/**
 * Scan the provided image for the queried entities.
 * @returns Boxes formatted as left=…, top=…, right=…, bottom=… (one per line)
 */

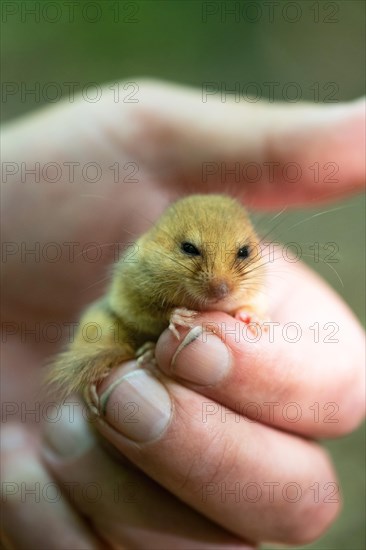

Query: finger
left=0, top=424, right=101, bottom=550
left=90, top=362, right=340, bottom=546
left=155, top=260, right=365, bottom=438
left=42, top=395, right=253, bottom=550
left=116, top=81, right=365, bottom=206
left=4, top=81, right=364, bottom=208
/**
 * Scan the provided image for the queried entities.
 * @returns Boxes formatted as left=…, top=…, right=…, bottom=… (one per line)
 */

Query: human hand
left=2, top=80, right=365, bottom=548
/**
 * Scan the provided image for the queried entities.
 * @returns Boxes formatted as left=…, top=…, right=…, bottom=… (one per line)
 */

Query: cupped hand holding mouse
left=1, top=81, right=365, bottom=549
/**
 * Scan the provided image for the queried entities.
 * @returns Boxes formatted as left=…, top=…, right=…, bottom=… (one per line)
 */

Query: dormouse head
left=140, top=194, right=264, bottom=312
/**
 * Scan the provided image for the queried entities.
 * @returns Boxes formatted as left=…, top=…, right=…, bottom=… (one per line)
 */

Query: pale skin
left=1, top=81, right=365, bottom=549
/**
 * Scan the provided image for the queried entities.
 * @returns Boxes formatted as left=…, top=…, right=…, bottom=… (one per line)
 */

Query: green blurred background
left=1, top=1, right=365, bottom=548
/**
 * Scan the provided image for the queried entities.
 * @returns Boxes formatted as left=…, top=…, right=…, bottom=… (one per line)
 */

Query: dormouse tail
left=45, top=344, right=135, bottom=403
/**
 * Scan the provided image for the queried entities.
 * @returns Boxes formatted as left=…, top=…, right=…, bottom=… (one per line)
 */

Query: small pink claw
left=169, top=308, right=198, bottom=340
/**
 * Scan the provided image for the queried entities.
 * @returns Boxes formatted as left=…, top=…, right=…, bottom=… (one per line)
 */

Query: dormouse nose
left=207, top=279, right=230, bottom=300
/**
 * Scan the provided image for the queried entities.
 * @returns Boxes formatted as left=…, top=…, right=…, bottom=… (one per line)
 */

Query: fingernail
left=171, top=326, right=231, bottom=385
left=43, top=402, right=95, bottom=458
left=99, top=369, right=172, bottom=443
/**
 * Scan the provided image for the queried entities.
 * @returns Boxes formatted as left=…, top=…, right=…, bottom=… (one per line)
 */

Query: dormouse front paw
left=169, top=308, right=198, bottom=339
left=234, top=309, right=270, bottom=334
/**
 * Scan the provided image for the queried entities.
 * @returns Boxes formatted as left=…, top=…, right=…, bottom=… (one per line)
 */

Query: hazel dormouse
left=48, top=194, right=267, bottom=400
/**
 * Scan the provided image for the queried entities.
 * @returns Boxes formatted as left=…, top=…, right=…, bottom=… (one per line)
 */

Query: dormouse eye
left=181, top=242, right=200, bottom=256
left=237, top=245, right=250, bottom=259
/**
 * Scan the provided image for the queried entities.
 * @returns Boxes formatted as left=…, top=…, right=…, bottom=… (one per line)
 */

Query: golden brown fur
left=47, top=194, right=265, bottom=399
